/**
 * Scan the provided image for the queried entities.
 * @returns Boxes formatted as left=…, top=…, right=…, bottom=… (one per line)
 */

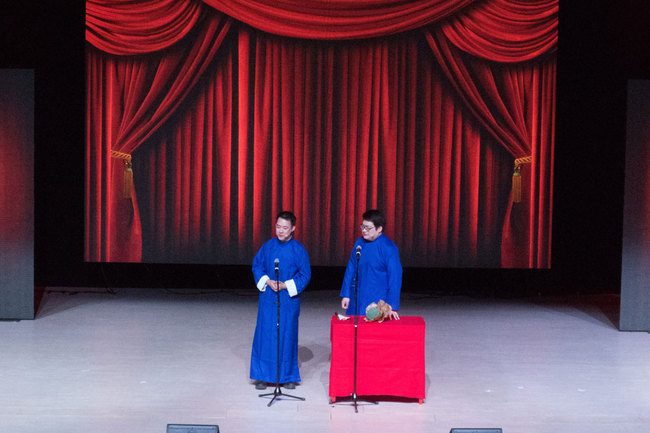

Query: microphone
left=356, top=245, right=362, bottom=259
left=274, top=258, right=279, bottom=272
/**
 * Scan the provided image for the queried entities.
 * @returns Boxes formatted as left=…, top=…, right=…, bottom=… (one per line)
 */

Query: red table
left=329, top=315, right=426, bottom=403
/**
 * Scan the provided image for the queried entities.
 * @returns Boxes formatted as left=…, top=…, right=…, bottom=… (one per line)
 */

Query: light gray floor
left=1, top=287, right=648, bottom=433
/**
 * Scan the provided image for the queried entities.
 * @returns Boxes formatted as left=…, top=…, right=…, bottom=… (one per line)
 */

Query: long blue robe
left=340, top=234, right=402, bottom=315
left=250, top=237, right=311, bottom=384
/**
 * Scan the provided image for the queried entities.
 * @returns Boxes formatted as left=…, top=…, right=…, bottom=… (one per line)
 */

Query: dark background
left=1, top=1, right=649, bottom=296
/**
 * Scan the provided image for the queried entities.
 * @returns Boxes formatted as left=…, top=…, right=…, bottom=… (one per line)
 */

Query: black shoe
left=255, top=381, right=267, bottom=390
left=283, top=382, right=296, bottom=389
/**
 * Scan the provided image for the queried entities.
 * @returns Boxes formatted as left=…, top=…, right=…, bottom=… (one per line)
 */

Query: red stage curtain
left=85, top=0, right=557, bottom=268
left=86, top=0, right=205, bottom=55
left=425, top=0, right=557, bottom=267
left=85, top=7, right=231, bottom=261
left=132, top=30, right=513, bottom=265
left=440, top=0, right=558, bottom=62
left=200, top=0, right=475, bottom=39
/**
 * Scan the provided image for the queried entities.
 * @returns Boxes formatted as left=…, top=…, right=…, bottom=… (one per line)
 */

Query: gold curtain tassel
left=111, top=150, right=134, bottom=199
left=512, top=156, right=532, bottom=204
left=512, top=166, right=522, bottom=203
left=123, top=160, right=133, bottom=198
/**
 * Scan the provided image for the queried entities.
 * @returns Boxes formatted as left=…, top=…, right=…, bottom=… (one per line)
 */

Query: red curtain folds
left=426, top=0, right=557, bottom=267
left=441, top=0, right=558, bottom=62
left=85, top=0, right=557, bottom=267
left=85, top=3, right=231, bottom=261
left=131, top=31, right=513, bottom=265
left=200, top=0, right=475, bottom=39
left=86, top=0, right=205, bottom=55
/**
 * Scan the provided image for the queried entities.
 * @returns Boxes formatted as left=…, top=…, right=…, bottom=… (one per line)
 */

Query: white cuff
left=285, top=279, right=298, bottom=297
left=257, top=275, right=269, bottom=291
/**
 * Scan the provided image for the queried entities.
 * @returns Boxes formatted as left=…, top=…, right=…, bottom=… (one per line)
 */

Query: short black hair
left=362, top=209, right=385, bottom=230
left=276, top=210, right=296, bottom=226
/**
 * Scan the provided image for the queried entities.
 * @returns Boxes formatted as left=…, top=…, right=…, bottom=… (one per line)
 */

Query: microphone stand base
left=259, top=383, right=305, bottom=407
left=330, top=393, right=379, bottom=413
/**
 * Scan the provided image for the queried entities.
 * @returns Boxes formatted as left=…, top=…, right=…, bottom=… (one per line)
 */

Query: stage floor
left=1, top=288, right=648, bottom=433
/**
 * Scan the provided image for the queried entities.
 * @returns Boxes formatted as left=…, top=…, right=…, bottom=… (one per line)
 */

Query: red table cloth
left=329, top=315, right=426, bottom=403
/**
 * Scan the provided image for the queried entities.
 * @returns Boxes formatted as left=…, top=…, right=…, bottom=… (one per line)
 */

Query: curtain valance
left=200, top=0, right=474, bottom=39
left=86, top=0, right=208, bottom=54
left=87, top=0, right=557, bottom=59
left=440, top=0, right=558, bottom=62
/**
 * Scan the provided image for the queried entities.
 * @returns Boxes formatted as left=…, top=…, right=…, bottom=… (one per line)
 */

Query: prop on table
left=335, top=312, right=350, bottom=320
left=364, top=300, right=392, bottom=322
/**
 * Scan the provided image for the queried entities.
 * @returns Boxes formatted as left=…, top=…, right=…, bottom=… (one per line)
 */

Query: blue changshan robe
left=250, top=237, right=311, bottom=384
left=340, top=234, right=402, bottom=316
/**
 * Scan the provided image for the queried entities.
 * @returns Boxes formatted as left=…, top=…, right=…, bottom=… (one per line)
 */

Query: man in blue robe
left=250, top=211, right=311, bottom=390
left=340, top=209, right=402, bottom=320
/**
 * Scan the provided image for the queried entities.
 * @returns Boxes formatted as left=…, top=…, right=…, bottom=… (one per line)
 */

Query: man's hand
left=266, top=280, right=287, bottom=292
left=341, top=297, right=350, bottom=309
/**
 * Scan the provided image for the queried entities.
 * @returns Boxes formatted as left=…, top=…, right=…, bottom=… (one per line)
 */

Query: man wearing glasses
left=340, top=209, right=402, bottom=320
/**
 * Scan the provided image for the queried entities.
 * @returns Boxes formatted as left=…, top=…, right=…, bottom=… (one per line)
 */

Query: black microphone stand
left=336, top=246, right=378, bottom=413
left=259, top=259, right=305, bottom=407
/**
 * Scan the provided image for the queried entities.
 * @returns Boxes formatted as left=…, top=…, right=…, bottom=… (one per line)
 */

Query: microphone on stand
left=356, top=245, right=362, bottom=259
left=259, top=257, right=304, bottom=404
